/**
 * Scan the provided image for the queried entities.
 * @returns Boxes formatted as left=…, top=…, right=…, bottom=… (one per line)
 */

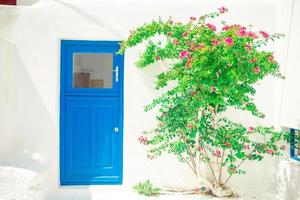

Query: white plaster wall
left=0, top=39, right=14, bottom=158
left=0, top=0, right=299, bottom=199
left=278, top=0, right=300, bottom=129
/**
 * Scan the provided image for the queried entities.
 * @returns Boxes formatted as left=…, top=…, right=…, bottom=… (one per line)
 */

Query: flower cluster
left=138, top=136, right=148, bottom=145
left=120, top=7, right=289, bottom=193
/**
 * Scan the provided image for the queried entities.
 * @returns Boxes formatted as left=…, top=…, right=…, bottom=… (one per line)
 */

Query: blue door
left=60, top=40, right=124, bottom=185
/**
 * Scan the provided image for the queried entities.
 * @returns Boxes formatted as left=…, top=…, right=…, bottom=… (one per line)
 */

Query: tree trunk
left=195, top=174, right=233, bottom=197
left=211, top=184, right=233, bottom=197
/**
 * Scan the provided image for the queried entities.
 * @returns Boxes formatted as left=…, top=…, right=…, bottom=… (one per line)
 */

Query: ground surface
left=0, top=164, right=298, bottom=200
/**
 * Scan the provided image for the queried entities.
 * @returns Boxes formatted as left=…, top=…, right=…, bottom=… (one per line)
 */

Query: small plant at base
left=133, top=180, right=161, bottom=196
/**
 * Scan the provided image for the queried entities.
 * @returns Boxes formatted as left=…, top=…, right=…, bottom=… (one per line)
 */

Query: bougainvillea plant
left=119, top=7, right=293, bottom=197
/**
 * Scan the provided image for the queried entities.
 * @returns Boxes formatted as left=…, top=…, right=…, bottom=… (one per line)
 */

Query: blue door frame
left=60, top=40, right=124, bottom=185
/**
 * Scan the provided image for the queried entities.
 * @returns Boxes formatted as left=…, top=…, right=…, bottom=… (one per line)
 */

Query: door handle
left=111, top=66, right=119, bottom=82
left=114, top=127, right=119, bottom=133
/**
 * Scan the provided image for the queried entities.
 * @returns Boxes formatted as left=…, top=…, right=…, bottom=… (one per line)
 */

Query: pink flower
left=169, top=17, right=174, bottom=25
left=182, top=32, right=188, bottom=37
left=244, top=144, right=251, bottom=150
left=228, top=166, right=237, bottom=173
left=138, top=136, right=148, bottom=145
left=187, top=123, right=194, bottom=129
left=184, top=41, right=190, bottom=46
left=248, top=127, right=255, bottom=132
left=216, top=150, right=222, bottom=157
left=197, top=43, right=205, bottom=49
left=247, top=31, right=258, bottom=39
left=191, top=90, right=198, bottom=96
left=206, top=23, right=217, bottom=31
left=269, top=55, right=274, bottom=62
left=147, top=154, right=154, bottom=160
left=197, top=146, right=204, bottom=151
left=225, top=141, right=231, bottom=147
left=218, top=6, right=228, bottom=13
left=232, top=167, right=237, bottom=173
left=236, top=27, right=247, bottom=37
left=190, top=43, right=196, bottom=51
left=259, top=30, right=269, bottom=39
left=266, top=148, right=273, bottom=155
left=166, top=32, right=172, bottom=37
left=179, top=50, right=191, bottom=59
left=186, top=59, right=192, bottom=68
left=222, top=25, right=231, bottom=31
left=245, top=44, right=252, bottom=51
left=280, top=145, right=286, bottom=150
left=224, top=37, right=234, bottom=46
left=250, top=59, right=257, bottom=63
left=253, top=66, right=261, bottom=74
left=190, top=16, right=197, bottom=21
left=155, top=56, right=161, bottom=60
left=211, top=39, right=220, bottom=46
left=172, top=38, right=179, bottom=45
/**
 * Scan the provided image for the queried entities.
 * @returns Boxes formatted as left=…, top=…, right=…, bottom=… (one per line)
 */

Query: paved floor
left=0, top=165, right=298, bottom=200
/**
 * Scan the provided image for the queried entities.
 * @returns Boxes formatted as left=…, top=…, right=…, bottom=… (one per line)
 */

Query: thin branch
left=218, top=149, right=225, bottom=184
left=178, top=131, right=198, bottom=175
left=181, top=155, right=197, bottom=175
left=223, top=150, right=255, bottom=186
left=203, top=147, right=218, bottom=184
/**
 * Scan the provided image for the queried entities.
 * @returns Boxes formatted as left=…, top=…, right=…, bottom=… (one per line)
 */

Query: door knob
left=114, top=127, right=119, bottom=133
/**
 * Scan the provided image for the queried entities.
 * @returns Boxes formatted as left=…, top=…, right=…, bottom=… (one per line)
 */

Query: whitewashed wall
left=278, top=0, right=300, bottom=129
left=0, top=0, right=299, bottom=199
left=0, top=39, right=13, bottom=158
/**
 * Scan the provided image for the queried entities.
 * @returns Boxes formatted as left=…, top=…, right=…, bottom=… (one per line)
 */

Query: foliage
left=119, top=7, right=294, bottom=191
left=133, top=180, right=161, bottom=196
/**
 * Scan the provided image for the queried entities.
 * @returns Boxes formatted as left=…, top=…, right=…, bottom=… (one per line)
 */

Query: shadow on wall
left=0, top=39, right=14, bottom=159
left=1, top=45, right=56, bottom=173
left=276, top=159, right=300, bottom=200
left=0, top=45, right=53, bottom=198
left=0, top=45, right=90, bottom=200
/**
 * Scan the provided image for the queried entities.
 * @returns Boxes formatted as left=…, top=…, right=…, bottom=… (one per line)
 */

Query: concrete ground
left=0, top=164, right=298, bottom=200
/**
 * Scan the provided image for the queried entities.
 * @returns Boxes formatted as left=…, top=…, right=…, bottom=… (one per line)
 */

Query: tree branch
left=203, top=147, right=218, bottom=184
left=178, top=130, right=198, bottom=175
left=223, top=150, right=255, bottom=186
left=218, top=149, right=225, bottom=185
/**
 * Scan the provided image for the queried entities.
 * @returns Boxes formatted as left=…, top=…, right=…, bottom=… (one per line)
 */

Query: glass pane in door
left=73, top=53, right=113, bottom=88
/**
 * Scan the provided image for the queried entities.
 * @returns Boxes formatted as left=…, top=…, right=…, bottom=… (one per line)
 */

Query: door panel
left=60, top=40, right=123, bottom=185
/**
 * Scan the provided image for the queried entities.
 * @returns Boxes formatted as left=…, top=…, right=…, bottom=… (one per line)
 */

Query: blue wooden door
left=60, top=40, right=124, bottom=185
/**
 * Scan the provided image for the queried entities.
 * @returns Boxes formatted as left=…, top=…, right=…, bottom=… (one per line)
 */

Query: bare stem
left=223, top=150, right=255, bottom=186
left=179, top=131, right=198, bottom=175
left=218, top=149, right=225, bottom=185
left=181, top=156, right=197, bottom=175
left=203, top=147, right=218, bottom=184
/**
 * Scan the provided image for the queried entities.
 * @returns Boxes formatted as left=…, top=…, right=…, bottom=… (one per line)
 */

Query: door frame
left=59, top=40, right=124, bottom=185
